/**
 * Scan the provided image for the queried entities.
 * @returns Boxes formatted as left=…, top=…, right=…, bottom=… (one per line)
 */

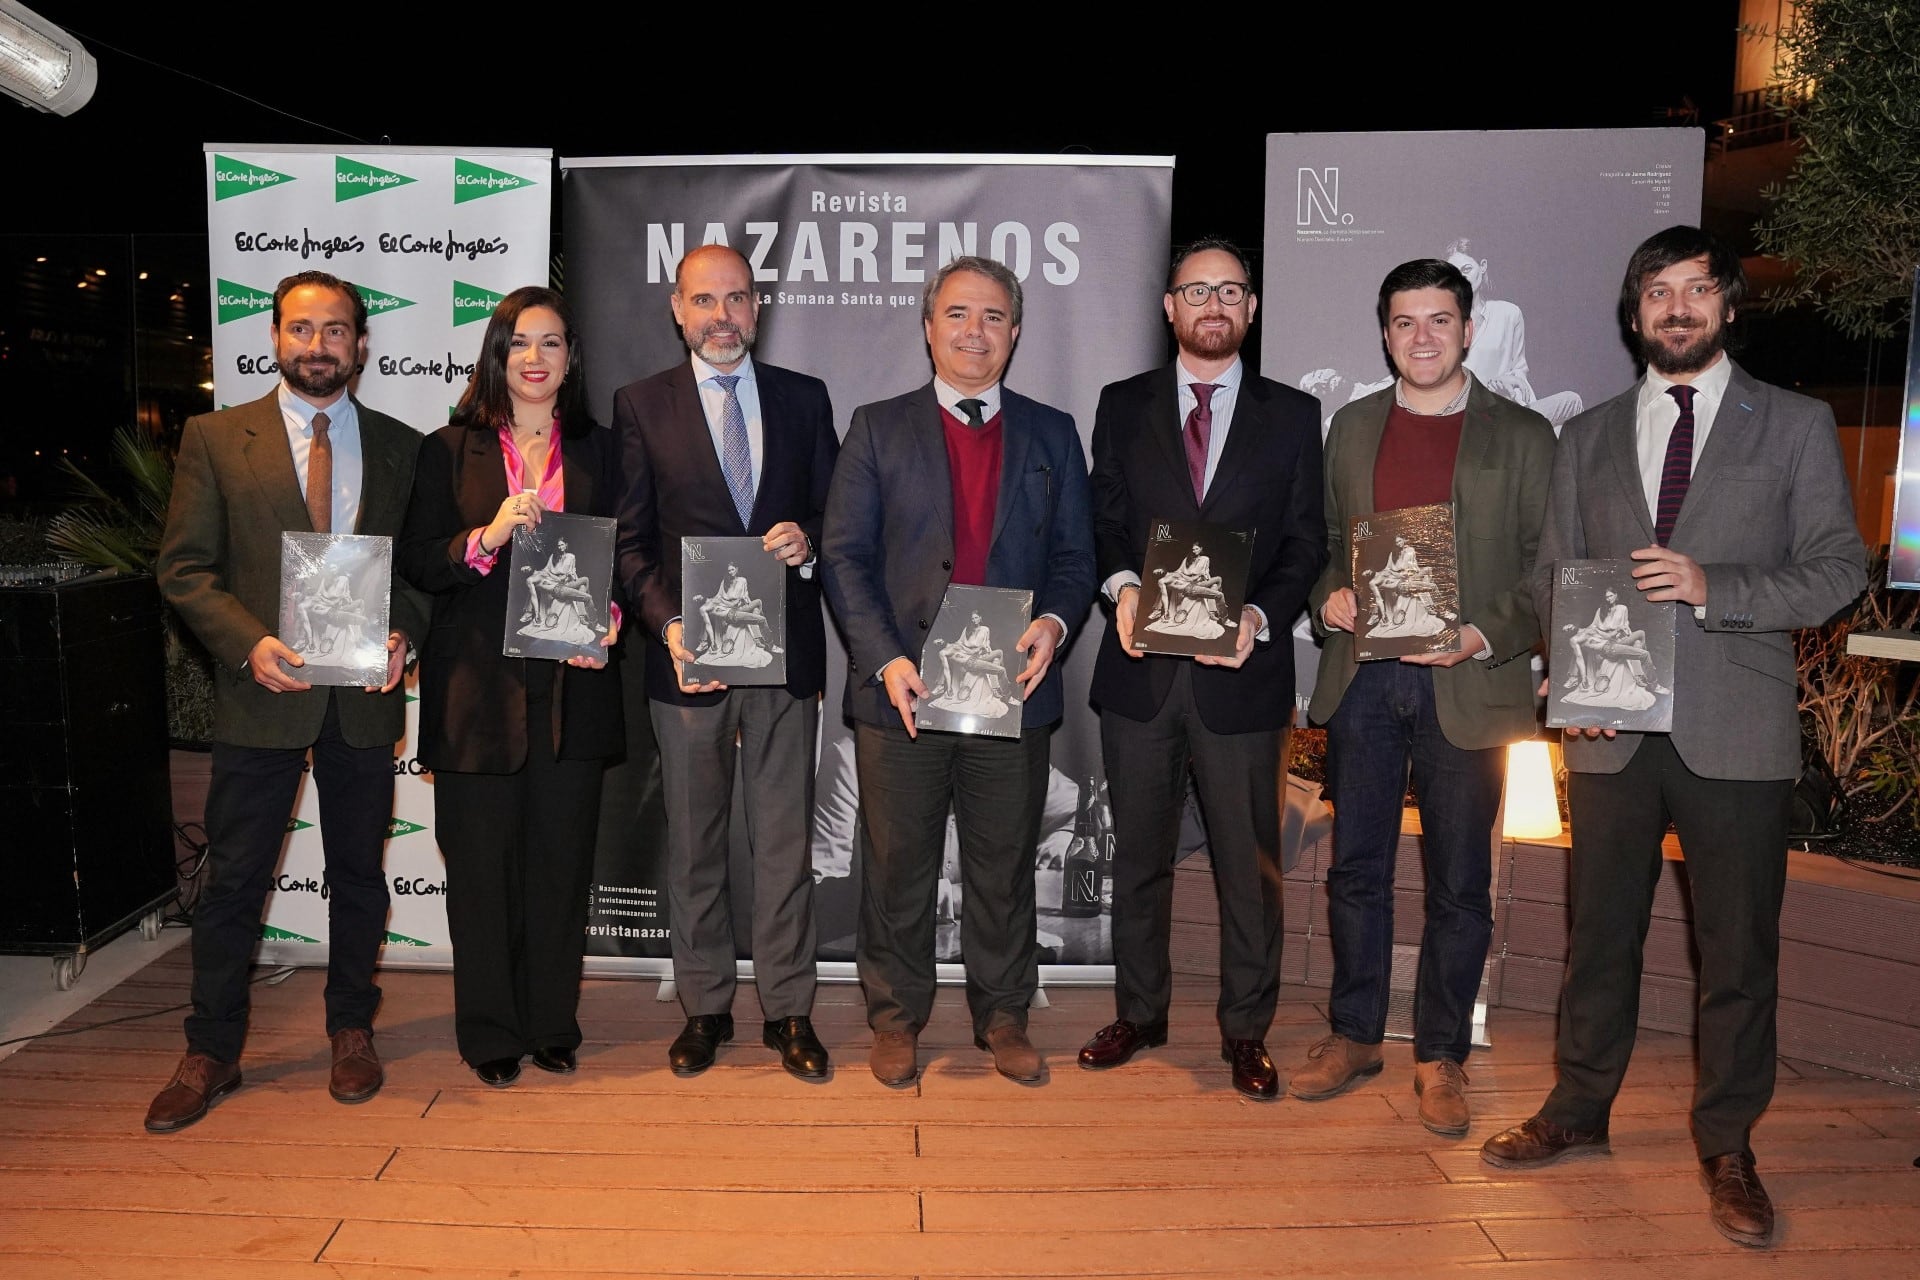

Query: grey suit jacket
left=1534, top=360, right=1866, bottom=780
left=158, top=389, right=429, bottom=750
left=1308, top=375, right=1557, bottom=751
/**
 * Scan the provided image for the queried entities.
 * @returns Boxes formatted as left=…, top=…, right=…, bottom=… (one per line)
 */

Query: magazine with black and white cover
left=916, top=584, right=1032, bottom=739
left=279, top=531, right=391, bottom=686
left=1351, top=502, right=1460, bottom=661
left=680, top=537, right=786, bottom=686
left=1547, top=558, right=1675, bottom=733
left=503, top=512, right=615, bottom=662
left=1129, top=518, right=1255, bottom=659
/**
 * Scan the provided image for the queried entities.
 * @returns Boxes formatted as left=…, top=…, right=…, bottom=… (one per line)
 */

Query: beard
left=1638, top=318, right=1724, bottom=376
left=688, top=320, right=756, bottom=366
left=1177, top=320, right=1246, bottom=362
left=281, top=352, right=354, bottom=399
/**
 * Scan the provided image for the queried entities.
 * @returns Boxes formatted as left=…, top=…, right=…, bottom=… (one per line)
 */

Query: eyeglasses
left=1170, top=281, right=1250, bottom=307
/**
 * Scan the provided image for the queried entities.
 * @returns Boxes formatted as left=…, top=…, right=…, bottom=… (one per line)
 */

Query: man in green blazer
left=1292, top=259, right=1555, bottom=1137
left=147, top=271, right=427, bottom=1133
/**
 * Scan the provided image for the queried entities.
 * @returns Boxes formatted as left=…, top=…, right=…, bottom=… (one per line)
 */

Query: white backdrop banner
left=204, top=143, right=553, bottom=967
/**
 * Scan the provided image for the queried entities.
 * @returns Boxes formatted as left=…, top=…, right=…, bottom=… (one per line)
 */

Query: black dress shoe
left=764, top=1016, right=830, bottom=1080
left=1078, top=1019, right=1168, bottom=1070
left=474, top=1057, right=522, bottom=1088
left=668, top=1013, right=734, bottom=1076
left=1222, top=1037, right=1279, bottom=1100
left=531, top=1046, right=577, bottom=1075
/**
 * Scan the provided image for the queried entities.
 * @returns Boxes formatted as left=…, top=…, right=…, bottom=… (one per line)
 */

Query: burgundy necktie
left=1654, top=384, right=1694, bottom=546
left=1184, top=383, right=1216, bottom=504
left=307, top=410, right=333, bottom=534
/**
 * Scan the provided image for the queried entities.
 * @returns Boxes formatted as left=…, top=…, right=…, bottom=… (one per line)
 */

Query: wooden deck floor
left=1, top=948, right=1916, bottom=1277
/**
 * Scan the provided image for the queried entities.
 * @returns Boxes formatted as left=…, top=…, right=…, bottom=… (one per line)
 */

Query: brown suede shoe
left=976, top=1024, right=1045, bottom=1084
left=1414, top=1059, right=1471, bottom=1137
left=145, top=1052, right=242, bottom=1133
left=329, top=1027, right=383, bottom=1103
left=869, top=1028, right=919, bottom=1087
left=1480, top=1114, right=1611, bottom=1169
left=1702, top=1151, right=1775, bottom=1247
left=1289, top=1033, right=1383, bottom=1101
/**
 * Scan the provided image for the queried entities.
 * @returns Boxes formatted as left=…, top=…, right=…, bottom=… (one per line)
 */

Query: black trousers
left=186, top=695, right=392, bottom=1062
left=1543, top=735, right=1792, bottom=1159
left=853, top=720, right=1048, bottom=1038
left=1101, top=665, right=1285, bottom=1040
left=433, top=679, right=603, bottom=1064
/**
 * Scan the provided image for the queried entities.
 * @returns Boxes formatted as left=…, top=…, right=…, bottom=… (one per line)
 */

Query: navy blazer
left=611, top=359, right=839, bottom=705
left=821, top=382, right=1096, bottom=729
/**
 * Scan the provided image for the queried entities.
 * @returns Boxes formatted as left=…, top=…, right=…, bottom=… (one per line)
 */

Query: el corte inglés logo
left=216, top=279, right=274, bottom=324
left=285, top=817, right=314, bottom=833
left=336, top=156, right=417, bottom=202
left=388, top=818, right=427, bottom=837
left=213, top=155, right=295, bottom=201
left=452, top=281, right=505, bottom=326
left=260, top=925, right=319, bottom=943
left=453, top=157, right=536, bottom=204
left=384, top=931, right=430, bottom=947
left=353, top=283, right=416, bottom=317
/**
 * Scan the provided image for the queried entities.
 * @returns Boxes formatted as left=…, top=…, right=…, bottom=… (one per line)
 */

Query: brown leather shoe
left=1480, top=1114, right=1611, bottom=1168
left=1288, top=1033, right=1383, bottom=1101
left=1414, top=1058, right=1471, bottom=1137
left=145, top=1052, right=242, bottom=1133
left=329, top=1027, right=383, bottom=1103
left=1222, top=1037, right=1279, bottom=1100
left=1078, top=1019, right=1167, bottom=1070
left=1702, top=1151, right=1775, bottom=1247
left=869, top=1028, right=919, bottom=1087
left=977, top=1024, right=1045, bottom=1084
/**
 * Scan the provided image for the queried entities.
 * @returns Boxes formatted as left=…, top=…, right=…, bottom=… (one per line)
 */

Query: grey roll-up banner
left=1260, top=128, right=1704, bottom=714
left=564, top=154, right=1174, bottom=980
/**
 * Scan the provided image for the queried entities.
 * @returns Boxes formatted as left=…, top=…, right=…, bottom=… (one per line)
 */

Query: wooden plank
left=1484, top=1204, right=1920, bottom=1259
left=0, top=1208, right=330, bottom=1263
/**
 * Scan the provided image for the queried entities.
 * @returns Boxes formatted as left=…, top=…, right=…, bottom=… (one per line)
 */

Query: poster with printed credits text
left=207, top=144, right=552, bottom=967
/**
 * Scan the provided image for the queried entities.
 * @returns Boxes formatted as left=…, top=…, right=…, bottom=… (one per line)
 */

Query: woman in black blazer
left=398, top=287, right=624, bottom=1086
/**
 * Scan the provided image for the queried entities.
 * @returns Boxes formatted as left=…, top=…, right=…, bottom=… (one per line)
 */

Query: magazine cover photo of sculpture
left=1131, top=519, right=1255, bottom=659
left=680, top=536, right=786, bottom=686
left=1546, top=558, right=1675, bottom=733
left=1350, top=502, right=1460, bottom=661
left=504, top=512, right=616, bottom=663
left=915, top=584, right=1032, bottom=739
left=278, top=531, right=392, bottom=686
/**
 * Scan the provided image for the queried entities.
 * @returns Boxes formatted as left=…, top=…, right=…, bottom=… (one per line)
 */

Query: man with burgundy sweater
left=1295, top=259, right=1556, bottom=1135
left=821, top=255, right=1095, bottom=1087
left=1080, top=238, right=1327, bottom=1101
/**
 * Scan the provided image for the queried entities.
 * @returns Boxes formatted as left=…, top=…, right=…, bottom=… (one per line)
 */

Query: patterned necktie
left=956, top=398, right=988, bottom=429
left=307, top=410, right=332, bottom=533
left=713, top=374, right=754, bottom=528
left=1185, top=383, right=1216, bottom=504
left=1654, top=384, right=1695, bottom=546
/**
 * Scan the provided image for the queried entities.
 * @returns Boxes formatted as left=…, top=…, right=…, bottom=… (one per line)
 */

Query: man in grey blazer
left=148, top=271, right=426, bottom=1132
left=1482, top=227, right=1866, bottom=1249
left=1295, top=259, right=1556, bottom=1136
left=821, top=255, right=1095, bottom=1087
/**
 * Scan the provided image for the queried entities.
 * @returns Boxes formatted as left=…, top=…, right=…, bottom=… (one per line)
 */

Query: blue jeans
left=1324, top=661, right=1503, bottom=1063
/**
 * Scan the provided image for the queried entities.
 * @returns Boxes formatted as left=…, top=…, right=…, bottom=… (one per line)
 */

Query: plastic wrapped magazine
left=916, top=584, right=1032, bottom=738
left=681, top=537, right=786, bottom=686
left=504, top=511, right=616, bottom=662
left=279, top=531, right=391, bottom=686
left=1546, top=558, right=1675, bottom=733
left=1350, top=502, right=1460, bottom=661
left=1130, top=518, right=1256, bottom=658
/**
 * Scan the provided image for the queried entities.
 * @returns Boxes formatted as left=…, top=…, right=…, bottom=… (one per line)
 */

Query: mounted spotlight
left=0, top=2, right=97, bottom=116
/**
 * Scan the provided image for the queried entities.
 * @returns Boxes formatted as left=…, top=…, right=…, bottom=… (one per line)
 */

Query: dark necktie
left=307, top=410, right=332, bottom=533
left=1654, top=384, right=1695, bottom=546
left=956, top=397, right=987, bottom=430
left=1185, top=383, right=1216, bottom=504
left=713, top=374, right=754, bottom=528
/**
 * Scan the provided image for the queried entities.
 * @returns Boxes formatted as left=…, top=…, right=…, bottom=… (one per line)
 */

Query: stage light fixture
left=0, top=2, right=97, bottom=116
left=1502, top=741, right=1564, bottom=841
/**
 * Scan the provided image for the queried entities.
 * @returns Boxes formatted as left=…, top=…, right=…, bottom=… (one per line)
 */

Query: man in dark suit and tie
left=1293, top=259, right=1555, bottom=1135
left=821, top=254, right=1095, bottom=1087
left=1483, top=227, right=1866, bottom=1248
left=147, top=271, right=426, bottom=1132
left=613, top=244, right=840, bottom=1080
left=1079, top=238, right=1326, bottom=1100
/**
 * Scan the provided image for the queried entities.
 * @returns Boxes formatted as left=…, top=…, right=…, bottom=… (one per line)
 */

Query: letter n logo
left=1297, top=167, right=1340, bottom=227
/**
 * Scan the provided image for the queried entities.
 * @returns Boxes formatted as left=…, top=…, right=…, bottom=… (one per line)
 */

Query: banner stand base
left=655, top=977, right=677, bottom=1003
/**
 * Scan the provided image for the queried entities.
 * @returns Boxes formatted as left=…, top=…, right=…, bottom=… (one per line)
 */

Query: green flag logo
left=336, top=156, right=417, bottom=202
left=216, top=279, right=275, bottom=325
left=354, top=283, right=416, bottom=318
left=213, top=155, right=295, bottom=201
left=452, top=280, right=505, bottom=327
left=260, top=925, right=319, bottom=943
left=389, top=818, right=427, bottom=837
left=384, top=931, right=430, bottom=947
left=453, top=157, right=537, bottom=204
left=285, top=818, right=314, bottom=833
